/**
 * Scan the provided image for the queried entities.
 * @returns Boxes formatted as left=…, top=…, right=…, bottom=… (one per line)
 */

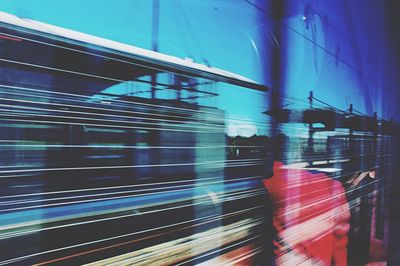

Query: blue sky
left=0, top=0, right=397, bottom=129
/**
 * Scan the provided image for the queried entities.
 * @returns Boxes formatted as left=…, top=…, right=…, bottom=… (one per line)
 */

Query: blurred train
left=0, top=12, right=270, bottom=265
left=0, top=10, right=399, bottom=266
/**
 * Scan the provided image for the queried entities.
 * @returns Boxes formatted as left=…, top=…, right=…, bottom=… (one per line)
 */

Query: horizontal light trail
left=0, top=115, right=218, bottom=133
left=0, top=92, right=224, bottom=126
left=86, top=218, right=262, bottom=266
left=0, top=158, right=265, bottom=174
left=0, top=101, right=224, bottom=130
left=0, top=84, right=225, bottom=121
left=0, top=189, right=264, bottom=241
left=174, top=235, right=263, bottom=266
left=0, top=174, right=263, bottom=199
left=0, top=205, right=264, bottom=265
left=0, top=144, right=263, bottom=149
left=0, top=175, right=262, bottom=207
left=0, top=108, right=223, bottom=132
left=0, top=183, right=262, bottom=222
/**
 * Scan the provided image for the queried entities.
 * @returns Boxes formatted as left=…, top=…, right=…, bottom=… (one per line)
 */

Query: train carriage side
left=0, top=16, right=269, bottom=265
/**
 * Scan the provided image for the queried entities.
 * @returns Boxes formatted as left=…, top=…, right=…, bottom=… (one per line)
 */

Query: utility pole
left=151, top=0, right=160, bottom=99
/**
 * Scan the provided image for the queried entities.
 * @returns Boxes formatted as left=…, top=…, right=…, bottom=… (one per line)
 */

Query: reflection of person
left=347, top=169, right=379, bottom=265
left=263, top=161, right=350, bottom=265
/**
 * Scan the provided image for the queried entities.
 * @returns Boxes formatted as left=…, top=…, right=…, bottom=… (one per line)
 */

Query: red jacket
left=263, top=161, right=350, bottom=265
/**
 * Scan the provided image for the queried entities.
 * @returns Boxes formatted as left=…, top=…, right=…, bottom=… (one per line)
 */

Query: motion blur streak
left=0, top=10, right=269, bottom=265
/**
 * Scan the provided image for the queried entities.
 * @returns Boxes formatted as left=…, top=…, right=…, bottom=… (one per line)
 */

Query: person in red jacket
left=263, top=161, right=350, bottom=265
